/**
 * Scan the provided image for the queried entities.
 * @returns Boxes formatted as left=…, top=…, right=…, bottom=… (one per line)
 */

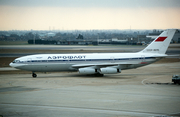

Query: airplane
left=9, top=29, right=176, bottom=78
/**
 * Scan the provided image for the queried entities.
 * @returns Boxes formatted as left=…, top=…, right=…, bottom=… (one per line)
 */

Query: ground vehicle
left=172, top=75, right=180, bottom=84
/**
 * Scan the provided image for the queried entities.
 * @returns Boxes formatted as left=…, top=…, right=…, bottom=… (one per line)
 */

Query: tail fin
left=139, top=29, right=176, bottom=54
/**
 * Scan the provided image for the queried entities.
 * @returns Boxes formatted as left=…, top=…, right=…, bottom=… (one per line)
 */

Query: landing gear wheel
left=99, top=74, right=104, bottom=77
left=95, top=73, right=104, bottom=77
left=32, top=73, right=37, bottom=78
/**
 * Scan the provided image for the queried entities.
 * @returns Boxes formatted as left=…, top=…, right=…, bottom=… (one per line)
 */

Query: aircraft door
left=141, top=55, right=145, bottom=62
left=110, top=57, right=115, bottom=63
left=27, top=58, right=32, bottom=64
left=66, top=59, right=69, bottom=64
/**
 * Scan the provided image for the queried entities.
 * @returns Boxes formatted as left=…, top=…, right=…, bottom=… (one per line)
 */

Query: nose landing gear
left=32, top=72, right=37, bottom=78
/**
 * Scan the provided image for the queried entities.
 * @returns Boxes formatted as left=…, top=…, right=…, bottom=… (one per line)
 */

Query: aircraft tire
left=32, top=73, right=37, bottom=78
left=95, top=73, right=104, bottom=77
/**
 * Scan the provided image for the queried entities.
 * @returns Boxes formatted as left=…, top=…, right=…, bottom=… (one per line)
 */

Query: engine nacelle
left=79, top=68, right=97, bottom=74
left=100, top=67, right=121, bottom=74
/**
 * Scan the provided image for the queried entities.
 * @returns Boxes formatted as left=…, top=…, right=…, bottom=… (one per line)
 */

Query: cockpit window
left=12, top=60, right=20, bottom=63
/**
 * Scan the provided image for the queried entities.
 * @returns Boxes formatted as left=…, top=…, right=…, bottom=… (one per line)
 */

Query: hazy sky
left=0, top=0, right=180, bottom=30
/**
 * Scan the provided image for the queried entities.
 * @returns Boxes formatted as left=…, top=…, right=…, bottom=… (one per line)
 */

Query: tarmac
left=0, top=62, right=180, bottom=117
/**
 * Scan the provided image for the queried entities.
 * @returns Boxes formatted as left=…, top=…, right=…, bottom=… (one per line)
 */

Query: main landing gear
left=95, top=73, right=104, bottom=77
left=32, top=72, right=37, bottom=78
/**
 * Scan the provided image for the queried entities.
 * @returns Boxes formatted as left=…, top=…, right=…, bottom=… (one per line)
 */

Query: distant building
left=112, top=38, right=128, bottom=43
left=146, top=29, right=180, bottom=43
left=98, top=39, right=111, bottom=42
left=173, top=30, right=180, bottom=43
left=39, top=33, right=47, bottom=38
left=47, top=33, right=56, bottom=37
left=146, top=33, right=161, bottom=39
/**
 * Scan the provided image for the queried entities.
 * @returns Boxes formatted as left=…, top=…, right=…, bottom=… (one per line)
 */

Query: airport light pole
left=97, top=33, right=99, bottom=45
left=138, top=31, right=139, bottom=43
left=131, top=38, right=133, bottom=45
left=33, top=33, right=35, bottom=45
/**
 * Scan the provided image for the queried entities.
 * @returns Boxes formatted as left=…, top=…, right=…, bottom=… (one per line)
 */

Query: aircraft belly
left=16, top=63, right=76, bottom=72
left=38, top=64, right=72, bottom=72
left=120, top=58, right=157, bottom=70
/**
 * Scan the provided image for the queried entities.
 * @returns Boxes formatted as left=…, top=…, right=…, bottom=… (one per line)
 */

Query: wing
left=71, top=61, right=139, bottom=69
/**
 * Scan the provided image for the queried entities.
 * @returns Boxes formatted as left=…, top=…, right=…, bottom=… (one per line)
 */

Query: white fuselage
left=9, top=52, right=161, bottom=72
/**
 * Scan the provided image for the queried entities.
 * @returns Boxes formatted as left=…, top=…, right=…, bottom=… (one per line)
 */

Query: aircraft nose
left=9, top=62, right=14, bottom=67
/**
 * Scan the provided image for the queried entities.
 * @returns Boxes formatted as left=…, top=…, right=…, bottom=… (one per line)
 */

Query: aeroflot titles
left=48, top=55, right=86, bottom=59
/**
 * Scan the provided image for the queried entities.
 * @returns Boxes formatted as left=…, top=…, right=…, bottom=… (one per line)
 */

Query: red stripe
left=140, top=62, right=147, bottom=64
left=155, top=37, right=167, bottom=42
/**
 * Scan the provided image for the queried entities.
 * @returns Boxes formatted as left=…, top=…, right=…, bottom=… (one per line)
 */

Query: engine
left=79, top=68, right=97, bottom=74
left=100, top=67, right=121, bottom=74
